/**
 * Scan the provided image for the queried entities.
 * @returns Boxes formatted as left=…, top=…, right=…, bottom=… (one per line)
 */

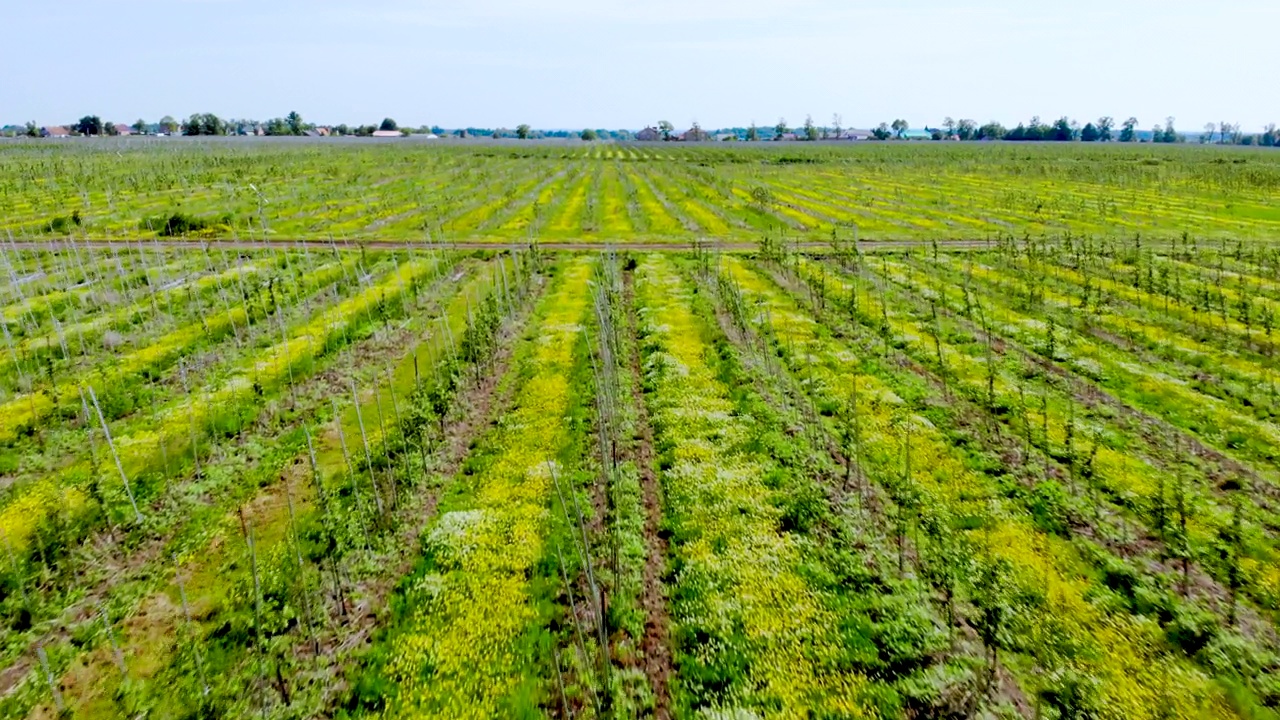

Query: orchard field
left=4, top=138, right=1280, bottom=720
left=0, top=140, right=1278, bottom=243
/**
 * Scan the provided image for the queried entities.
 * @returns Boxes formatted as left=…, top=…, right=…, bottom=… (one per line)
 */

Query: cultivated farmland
left=1, top=141, right=1279, bottom=244
left=3, top=140, right=1280, bottom=720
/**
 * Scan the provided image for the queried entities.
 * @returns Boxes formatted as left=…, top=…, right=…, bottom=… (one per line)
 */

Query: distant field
left=2, top=139, right=1279, bottom=243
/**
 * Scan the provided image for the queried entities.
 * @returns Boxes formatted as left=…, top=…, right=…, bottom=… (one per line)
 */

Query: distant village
left=5, top=124, right=879, bottom=142
left=632, top=125, right=876, bottom=142
left=27, top=125, right=414, bottom=139
left=6, top=115, right=1276, bottom=146
left=0, top=115, right=886, bottom=142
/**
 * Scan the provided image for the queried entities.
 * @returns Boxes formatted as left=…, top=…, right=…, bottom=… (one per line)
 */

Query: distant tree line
left=861, top=116, right=1279, bottom=146
left=5, top=113, right=1278, bottom=147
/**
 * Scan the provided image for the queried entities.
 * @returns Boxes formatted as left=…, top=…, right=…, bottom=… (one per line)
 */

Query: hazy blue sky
left=4, top=0, right=1276, bottom=130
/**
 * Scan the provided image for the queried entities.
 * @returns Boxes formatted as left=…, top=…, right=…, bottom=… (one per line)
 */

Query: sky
left=3, top=0, right=1277, bottom=131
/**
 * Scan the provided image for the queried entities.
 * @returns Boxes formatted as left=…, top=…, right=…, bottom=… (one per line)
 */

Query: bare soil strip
left=621, top=267, right=673, bottom=720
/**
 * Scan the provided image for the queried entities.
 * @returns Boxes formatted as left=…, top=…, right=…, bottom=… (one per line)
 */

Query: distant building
left=40, top=126, right=70, bottom=138
left=635, top=126, right=661, bottom=141
left=114, top=124, right=134, bottom=136
left=778, top=132, right=799, bottom=141
left=839, top=129, right=873, bottom=141
left=680, top=127, right=710, bottom=142
left=303, top=128, right=332, bottom=137
left=371, top=130, right=401, bottom=138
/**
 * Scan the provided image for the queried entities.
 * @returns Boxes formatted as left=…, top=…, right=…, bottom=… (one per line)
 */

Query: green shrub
left=1199, top=631, right=1277, bottom=680
left=861, top=594, right=948, bottom=677
left=1165, top=604, right=1219, bottom=655
left=1028, top=479, right=1072, bottom=536
left=774, top=478, right=828, bottom=534
left=1038, top=666, right=1103, bottom=719
left=143, top=211, right=234, bottom=237
left=43, top=210, right=83, bottom=234
left=896, top=660, right=982, bottom=719
left=1099, top=556, right=1142, bottom=603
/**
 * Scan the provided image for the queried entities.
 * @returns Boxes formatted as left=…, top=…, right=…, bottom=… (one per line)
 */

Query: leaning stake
left=87, top=385, right=143, bottom=524
left=37, top=645, right=63, bottom=712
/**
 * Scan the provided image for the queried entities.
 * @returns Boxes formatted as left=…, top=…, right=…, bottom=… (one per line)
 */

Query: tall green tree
left=774, top=117, right=788, bottom=139
left=379, top=118, right=398, bottom=132
left=1119, top=117, right=1139, bottom=142
left=1080, top=122, right=1100, bottom=142
left=74, top=115, right=104, bottom=136
left=1052, top=116, right=1074, bottom=141
left=286, top=111, right=305, bottom=135
left=977, top=121, right=1006, bottom=140
left=746, top=123, right=759, bottom=141
left=131, top=119, right=148, bottom=135
left=202, top=113, right=226, bottom=136
left=803, top=114, right=819, bottom=141
left=873, top=123, right=892, bottom=140
left=182, top=113, right=226, bottom=136
left=580, top=128, right=597, bottom=141
left=515, top=124, right=531, bottom=139
left=891, top=118, right=908, bottom=138
left=1262, top=123, right=1278, bottom=147
left=658, top=120, right=674, bottom=140
left=1097, top=116, right=1114, bottom=141
left=159, top=115, right=179, bottom=134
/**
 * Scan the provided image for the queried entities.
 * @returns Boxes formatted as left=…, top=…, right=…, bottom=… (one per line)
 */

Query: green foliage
left=144, top=211, right=235, bottom=237
left=1166, top=604, right=1220, bottom=656
left=43, top=210, right=83, bottom=234
left=1116, top=117, right=1137, bottom=142
left=1027, top=479, right=1072, bottom=536
left=1038, top=666, right=1103, bottom=719
left=803, top=115, right=819, bottom=142
left=181, top=113, right=227, bottom=136
left=74, top=115, right=104, bottom=136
